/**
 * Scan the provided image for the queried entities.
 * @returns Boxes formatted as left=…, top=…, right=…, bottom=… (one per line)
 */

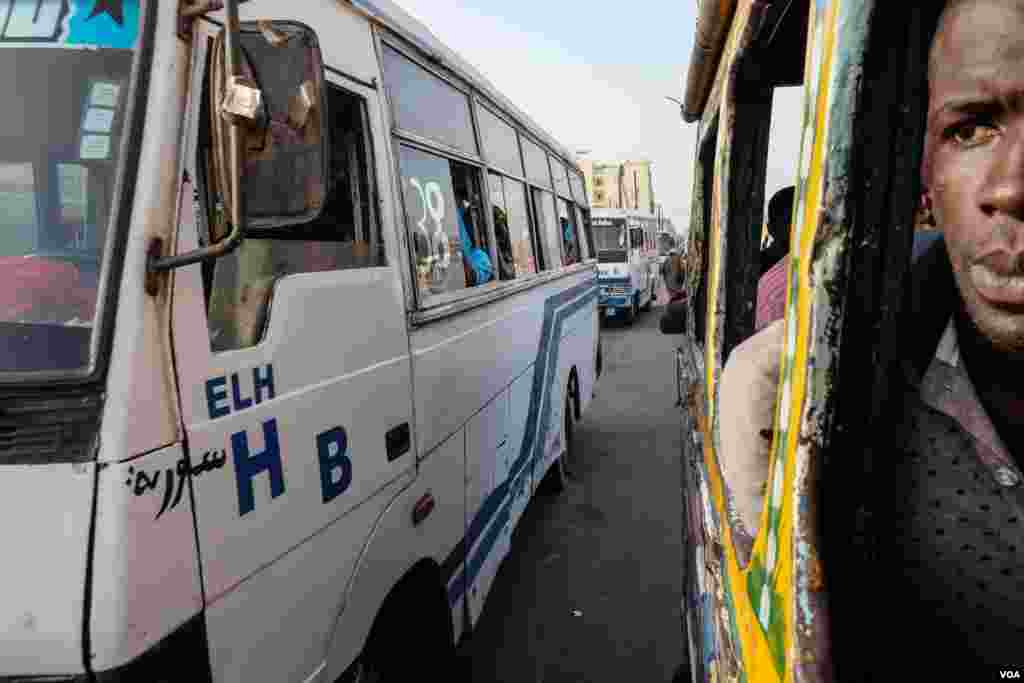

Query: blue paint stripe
left=445, top=282, right=598, bottom=605
left=457, top=279, right=595, bottom=562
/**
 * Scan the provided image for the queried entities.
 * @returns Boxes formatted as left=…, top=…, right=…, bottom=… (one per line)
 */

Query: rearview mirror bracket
left=150, top=0, right=250, bottom=272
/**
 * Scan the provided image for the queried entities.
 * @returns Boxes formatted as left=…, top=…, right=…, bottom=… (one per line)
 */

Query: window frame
left=476, top=99, right=527, bottom=180
left=392, top=138, right=498, bottom=308
left=488, top=170, right=541, bottom=279
left=375, top=30, right=596, bottom=321
left=199, top=79, right=390, bottom=353
left=520, top=133, right=554, bottom=190
left=379, top=39, right=481, bottom=161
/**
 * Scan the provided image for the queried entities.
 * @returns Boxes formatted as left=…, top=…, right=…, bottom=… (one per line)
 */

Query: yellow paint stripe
left=779, top=1, right=839, bottom=680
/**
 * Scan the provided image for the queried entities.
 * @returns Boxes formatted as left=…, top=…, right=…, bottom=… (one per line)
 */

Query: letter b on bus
left=317, top=426, right=352, bottom=504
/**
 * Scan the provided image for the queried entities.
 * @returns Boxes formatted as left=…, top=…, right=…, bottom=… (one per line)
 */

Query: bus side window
left=488, top=172, right=537, bottom=278
left=557, top=197, right=581, bottom=266
left=692, top=118, right=717, bottom=347
left=578, top=204, right=594, bottom=258
left=721, top=10, right=806, bottom=359
left=396, top=145, right=492, bottom=299
left=203, top=85, right=385, bottom=353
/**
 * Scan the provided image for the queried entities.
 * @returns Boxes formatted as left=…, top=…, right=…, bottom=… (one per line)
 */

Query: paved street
left=460, top=289, right=686, bottom=682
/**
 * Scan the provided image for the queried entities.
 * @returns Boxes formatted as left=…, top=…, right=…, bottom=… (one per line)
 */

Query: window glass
left=0, top=163, right=38, bottom=258
left=571, top=171, right=587, bottom=203
left=557, top=198, right=581, bottom=266
left=550, top=155, right=571, bottom=198
left=488, top=173, right=516, bottom=281
left=397, top=145, right=492, bottom=301
left=577, top=205, right=593, bottom=258
left=630, top=227, right=643, bottom=251
left=205, top=87, right=386, bottom=352
left=593, top=219, right=626, bottom=250
left=0, top=46, right=135, bottom=373
left=504, top=178, right=538, bottom=277
left=381, top=44, right=478, bottom=156
left=522, top=137, right=551, bottom=187
left=531, top=187, right=560, bottom=269
left=478, top=106, right=523, bottom=177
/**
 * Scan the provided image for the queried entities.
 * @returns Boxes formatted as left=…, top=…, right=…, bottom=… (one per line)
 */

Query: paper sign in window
left=80, top=135, right=111, bottom=160
left=83, top=108, right=115, bottom=133
left=90, top=82, right=120, bottom=108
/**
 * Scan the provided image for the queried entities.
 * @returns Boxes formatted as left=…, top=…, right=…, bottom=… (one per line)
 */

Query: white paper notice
left=80, top=135, right=111, bottom=160
left=82, top=107, right=115, bottom=133
left=90, top=82, right=120, bottom=108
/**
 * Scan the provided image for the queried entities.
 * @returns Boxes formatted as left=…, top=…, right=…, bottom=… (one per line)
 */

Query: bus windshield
left=657, top=232, right=675, bottom=256
left=0, top=10, right=139, bottom=374
left=593, top=224, right=626, bottom=251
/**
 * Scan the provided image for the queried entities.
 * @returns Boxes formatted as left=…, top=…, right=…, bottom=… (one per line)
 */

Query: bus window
left=522, top=137, right=551, bottom=188
left=578, top=205, right=594, bottom=257
left=719, top=16, right=806, bottom=357
left=557, top=197, right=580, bottom=266
left=478, top=104, right=524, bottom=178
left=550, top=155, right=571, bottom=198
left=381, top=44, right=478, bottom=157
left=530, top=187, right=560, bottom=270
left=503, top=178, right=539, bottom=276
left=205, top=85, right=386, bottom=352
left=630, top=227, right=643, bottom=252
left=570, top=170, right=587, bottom=205
left=397, top=145, right=492, bottom=301
left=488, top=172, right=519, bottom=280
left=692, top=117, right=717, bottom=346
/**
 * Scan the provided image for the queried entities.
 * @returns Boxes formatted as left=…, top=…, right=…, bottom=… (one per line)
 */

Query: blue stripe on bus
left=444, top=280, right=598, bottom=606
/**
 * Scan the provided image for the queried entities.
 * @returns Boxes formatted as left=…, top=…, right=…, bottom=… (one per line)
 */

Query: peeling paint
left=679, top=1, right=883, bottom=682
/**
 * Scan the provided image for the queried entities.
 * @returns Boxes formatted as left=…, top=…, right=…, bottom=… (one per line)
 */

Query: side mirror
left=660, top=299, right=688, bottom=335
left=149, top=14, right=328, bottom=272
left=215, top=20, right=329, bottom=234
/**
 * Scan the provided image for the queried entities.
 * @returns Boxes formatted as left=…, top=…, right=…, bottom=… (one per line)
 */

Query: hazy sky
left=390, top=1, right=804, bottom=241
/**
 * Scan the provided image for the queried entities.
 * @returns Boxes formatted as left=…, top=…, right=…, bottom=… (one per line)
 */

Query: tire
left=625, top=295, right=639, bottom=325
left=539, top=393, right=575, bottom=495
left=355, top=571, right=455, bottom=682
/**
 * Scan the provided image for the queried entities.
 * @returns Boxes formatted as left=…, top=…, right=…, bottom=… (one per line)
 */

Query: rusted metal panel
left=683, top=0, right=740, bottom=122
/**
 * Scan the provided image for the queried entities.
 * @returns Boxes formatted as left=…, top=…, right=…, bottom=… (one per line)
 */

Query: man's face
left=924, top=0, right=1024, bottom=352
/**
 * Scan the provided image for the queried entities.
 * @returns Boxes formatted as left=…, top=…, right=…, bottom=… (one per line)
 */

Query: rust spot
left=808, top=554, right=825, bottom=591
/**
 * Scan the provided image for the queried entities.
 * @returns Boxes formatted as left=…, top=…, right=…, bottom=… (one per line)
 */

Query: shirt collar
left=934, top=318, right=960, bottom=368
left=921, top=317, right=1018, bottom=480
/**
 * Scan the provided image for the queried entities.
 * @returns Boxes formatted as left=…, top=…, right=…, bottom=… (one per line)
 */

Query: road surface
left=459, top=291, right=687, bottom=682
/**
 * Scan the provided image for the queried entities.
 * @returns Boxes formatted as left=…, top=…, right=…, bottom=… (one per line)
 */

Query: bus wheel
left=626, top=295, right=639, bottom=325
left=355, top=570, right=454, bottom=682
left=540, top=394, right=575, bottom=494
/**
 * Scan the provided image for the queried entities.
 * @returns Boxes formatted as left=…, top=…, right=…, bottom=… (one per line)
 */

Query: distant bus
left=593, top=209, right=660, bottom=324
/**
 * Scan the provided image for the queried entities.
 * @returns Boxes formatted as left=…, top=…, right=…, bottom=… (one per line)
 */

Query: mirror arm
left=150, top=0, right=247, bottom=274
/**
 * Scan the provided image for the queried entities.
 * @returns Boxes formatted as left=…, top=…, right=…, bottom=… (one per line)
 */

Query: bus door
left=169, top=23, right=415, bottom=682
left=630, top=226, right=650, bottom=294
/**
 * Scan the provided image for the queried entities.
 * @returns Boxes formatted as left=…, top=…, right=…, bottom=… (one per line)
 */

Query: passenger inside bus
left=490, top=205, right=516, bottom=280
left=754, top=186, right=794, bottom=332
left=719, top=0, right=1024, bottom=670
